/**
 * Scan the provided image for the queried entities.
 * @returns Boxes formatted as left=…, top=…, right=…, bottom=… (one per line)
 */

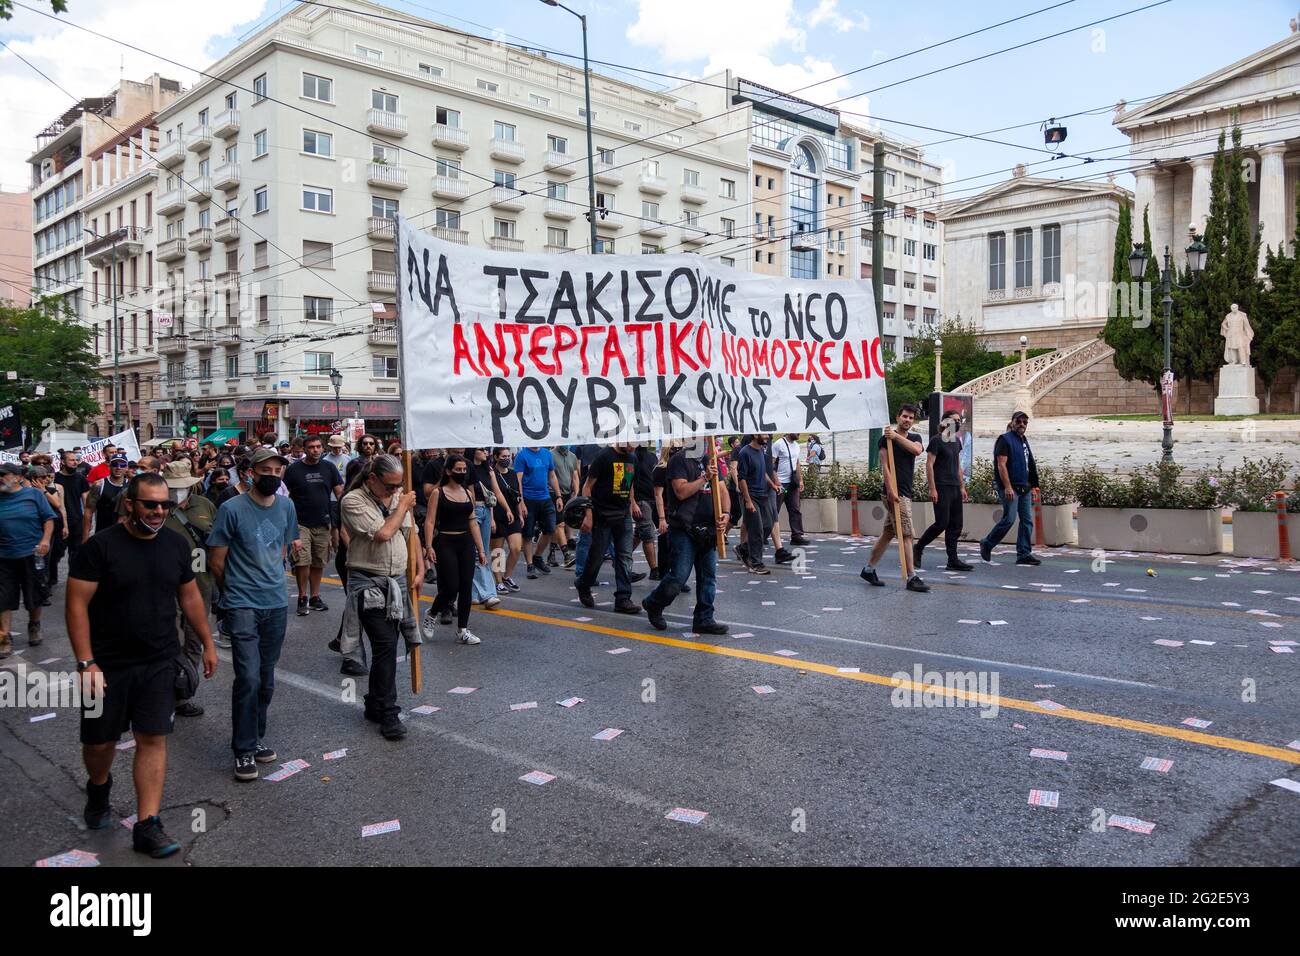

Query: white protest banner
left=395, top=217, right=889, bottom=448
left=80, top=428, right=142, bottom=467
left=0, top=450, right=21, bottom=464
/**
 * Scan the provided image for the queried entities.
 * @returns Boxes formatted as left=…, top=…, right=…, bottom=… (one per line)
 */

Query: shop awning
left=201, top=428, right=242, bottom=445
left=233, top=400, right=268, bottom=418
left=286, top=399, right=401, bottom=418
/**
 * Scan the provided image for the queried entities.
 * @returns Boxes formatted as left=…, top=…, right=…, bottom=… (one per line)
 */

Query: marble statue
left=1220, top=304, right=1254, bottom=366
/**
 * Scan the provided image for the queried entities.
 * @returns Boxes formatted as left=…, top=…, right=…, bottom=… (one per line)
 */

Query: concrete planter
left=800, top=498, right=837, bottom=534
left=1039, top=504, right=1075, bottom=547
left=960, top=502, right=1074, bottom=546
left=836, top=499, right=932, bottom=537
left=1232, top=511, right=1300, bottom=558
left=1077, top=507, right=1222, bottom=555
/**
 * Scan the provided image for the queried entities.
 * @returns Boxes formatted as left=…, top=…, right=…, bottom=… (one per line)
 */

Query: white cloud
left=0, top=0, right=269, bottom=188
left=807, top=0, right=869, bottom=33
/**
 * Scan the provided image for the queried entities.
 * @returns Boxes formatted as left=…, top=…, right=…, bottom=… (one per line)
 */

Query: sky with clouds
left=0, top=0, right=1294, bottom=200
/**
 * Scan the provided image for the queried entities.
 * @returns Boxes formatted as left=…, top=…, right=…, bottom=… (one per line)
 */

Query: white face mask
left=174, top=487, right=190, bottom=505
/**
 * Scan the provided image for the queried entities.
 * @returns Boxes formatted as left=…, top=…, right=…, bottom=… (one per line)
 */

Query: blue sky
left=2, top=0, right=1295, bottom=196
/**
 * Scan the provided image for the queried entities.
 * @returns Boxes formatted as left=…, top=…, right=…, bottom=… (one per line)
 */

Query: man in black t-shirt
left=914, top=409, right=973, bottom=572
left=632, top=444, right=660, bottom=578
left=284, top=436, right=344, bottom=616
left=861, top=403, right=930, bottom=592
left=54, top=450, right=90, bottom=574
left=574, top=443, right=641, bottom=613
left=641, top=449, right=729, bottom=635
left=67, top=472, right=217, bottom=858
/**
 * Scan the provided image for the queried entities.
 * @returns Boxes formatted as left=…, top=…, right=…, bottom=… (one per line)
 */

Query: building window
left=302, top=186, right=333, bottom=213
left=547, top=227, right=568, bottom=247
left=596, top=191, right=614, bottom=211
left=579, top=107, right=596, bottom=121
left=435, top=157, right=460, bottom=178
left=303, top=352, right=333, bottom=374
left=199, top=358, right=211, bottom=380
left=529, top=94, right=550, bottom=108
left=436, top=106, right=460, bottom=127
left=594, top=238, right=614, bottom=254
left=548, top=181, right=567, bottom=200
left=721, top=218, right=735, bottom=238
left=436, top=208, right=460, bottom=229
left=257, top=295, right=269, bottom=323
left=1042, top=224, right=1061, bottom=284
left=302, top=241, right=333, bottom=268
left=303, top=129, right=333, bottom=156
left=903, top=239, right=916, bottom=257
left=225, top=355, right=239, bottom=379
left=254, top=187, right=268, bottom=214
left=254, top=241, right=268, bottom=269
left=253, top=73, right=267, bottom=102
left=304, top=296, right=333, bottom=321
left=547, top=134, right=567, bottom=154
left=419, top=63, right=443, bottom=77
left=198, top=108, right=209, bottom=126
left=493, top=219, right=515, bottom=239
left=720, top=178, right=735, bottom=200
left=682, top=168, right=700, bottom=187
left=253, top=130, right=268, bottom=158
left=373, top=355, right=398, bottom=378
left=371, top=90, right=398, bottom=113
left=1014, top=228, right=1033, bottom=289
left=923, top=243, right=937, bottom=261
left=988, top=232, right=1006, bottom=291
left=302, top=73, right=332, bottom=102
left=356, top=44, right=383, bottom=62
left=625, top=120, right=641, bottom=133
left=721, top=257, right=735, bottom=268
left=477, top=78, right=499, bottom=94
left=754, top=174, right=762, bottom=188
left=255, top=351, right=268, bottom=375
left=494, top=170, right=517, bottom=189
left=598, top=146, right=614, bottom=164
left=642, top=200, right=659, bottom=220
left=372, top=196, right=399, bottom=219
left=493, top=120, right=516, bottom=142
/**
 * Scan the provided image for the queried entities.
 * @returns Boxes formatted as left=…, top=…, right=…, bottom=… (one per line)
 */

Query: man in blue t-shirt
left=207, top=448, right=300, bottom=782
left=735, top=434, right=776, bottom=573
left=0, top=463, right=55, bottom=653
left=514, top=446, right=562, bottom=580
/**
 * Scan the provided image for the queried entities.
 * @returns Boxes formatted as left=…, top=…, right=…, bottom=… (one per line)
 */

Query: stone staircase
left=954, top=338, right=1115, bottom=428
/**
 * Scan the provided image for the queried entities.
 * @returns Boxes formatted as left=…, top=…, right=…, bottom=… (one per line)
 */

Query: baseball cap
left=250, top=447, right=290, bottom=468
left=0, top=463, right=25, bottom=476
left=109, top=455, right=129, bottom=466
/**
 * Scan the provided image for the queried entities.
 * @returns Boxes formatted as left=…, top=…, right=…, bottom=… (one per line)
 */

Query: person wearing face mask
left=205, top=467, right=238, bottom=507
left=162, top=461, right=217, bottom=717
left=54, top=450, right=91, bottom=577
left=0, top=462, right=55, bottom=656
left=67, top=472, right=217, bottom=858
left=206, top=448, right=301, bottom=781
left=423, top=454, right=488, bottom=644
left=84, top=455, right=130, bottom=540
left=914, top=410, right=973, bottom=573
left=489, top=448, right=525, bottom=593
left=29, top=464, right=68, bottom=594
left=575, top=443, right=642, bottom=614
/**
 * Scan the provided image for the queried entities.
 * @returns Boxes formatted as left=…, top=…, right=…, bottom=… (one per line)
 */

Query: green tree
left=1104, top=202, right=1164, bottom=388
left=883, top=319, right=1036, bottom=418
left=0, top=1, right=65, bottom=19
left=0, top=298, right=102, bottom=440
left=1258, top=183, right=1300, bottom=411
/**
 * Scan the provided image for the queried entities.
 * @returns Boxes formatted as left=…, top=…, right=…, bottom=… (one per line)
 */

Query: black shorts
left=80, top=657, right=176, bottom=745
left=0, top=555, right=47, bottom=612
left=493, top=502, right=523, bottom=538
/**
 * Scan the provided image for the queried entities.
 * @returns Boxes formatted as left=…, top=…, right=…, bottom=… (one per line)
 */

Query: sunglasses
left=133, top=499, right=175, bottom=511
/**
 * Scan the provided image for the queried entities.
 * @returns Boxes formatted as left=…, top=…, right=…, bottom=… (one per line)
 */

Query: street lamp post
left=329, top=367, right=343, bottom=425
left=85, top=226, right=123, bottom=433
left=1127, top=227, right=1209, bottom=463
left=541, top=0, right=599, bottom=253
left=1018, top=334, right=1029, bottom=383
left=933, top=336, right=943, bottom=391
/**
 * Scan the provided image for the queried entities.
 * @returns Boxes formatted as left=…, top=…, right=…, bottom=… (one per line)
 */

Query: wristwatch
left=76, top=659, right=97, bottom=672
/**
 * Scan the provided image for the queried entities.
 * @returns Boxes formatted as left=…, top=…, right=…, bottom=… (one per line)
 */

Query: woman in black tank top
left=422, top=454, right=488, bottom=644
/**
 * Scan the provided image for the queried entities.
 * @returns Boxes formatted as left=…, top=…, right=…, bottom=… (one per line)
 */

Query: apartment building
left=0, top=190, right=32, bottom=305
left=148, top=0, right=751, bottom=441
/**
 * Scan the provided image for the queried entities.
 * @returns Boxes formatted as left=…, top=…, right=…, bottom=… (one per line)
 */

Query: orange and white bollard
left=850, top=484, right=861, bottom=537
left=1276, top=491, right=1293, bottom=561
left=1032, top=487, right=1044, bottom=548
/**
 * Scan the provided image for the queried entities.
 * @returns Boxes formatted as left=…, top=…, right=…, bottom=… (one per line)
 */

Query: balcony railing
left=638, top=172, right=667, bottom=195
left=156, top=139, right=185, bottom=168
left=156, top=188, right=186, bottom=216
left=489, top=138, right=526, bottom=164
left=187, top=227, right=213, bottom=252
left=680, top=182, right=708, bottom=204
left=593, top=161, right=622, bottom=185
left=215, top=269, right=240, bottom=285
left=190, top=328, right=215, bottom=350
left=368, top=324, right=398, bottom=346
left=543, top=151, right=575, bottom=175
left=156, top=236, right=187, bottom=262
left=366, top=163, right=408, bottom=189
left=489, top=186, right=526, bottom=211
left=83, top=228, right=145, bottom=267
left=544, top=244, right=575, bottom=255
left=213, top=162, right=240, bottom=191
left=431, top=175, right=470, bottom=200
left=219, top=327, right=241, bottom=347
left=544, top=198, right=576, bottom=219
left=595, top=210, right=624, bottom=231
left=366, top=109, right=408, bottom=136
left=432, top=123, right=469, bottom=151
left=213, top=109, right=240, bottom=139
left=367, top=270, right=397, bottom=293
left=489, top=236, right=525, bottom=253
left=367, top=216, right=395, bottom=241
left=214, top=217, right=240, bottom=243
left=186, top=125, right=212, bottom=152
left=430, top=227, right=468, bottom=245
left=157, top=334, right=188, bottom=354
left=639, top=220, right=667, bottom=238
left=186, top=176, right=212, bottom=202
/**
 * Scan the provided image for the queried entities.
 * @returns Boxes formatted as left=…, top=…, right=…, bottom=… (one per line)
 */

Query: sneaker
left=457, top=628, right=481, bottom=645
left=946, top=559, right=974, bottom=571
left=679, top=582, right=692, bottom=595
left=503, top=577, right=521, bottom=592
left=791, top=536, right=811, bottom=547
left=296, top=596, right=310, bottom=617
left=576, top=584, right=595, bottom=608
left=482, top=596, right=501, bottom=610
left=749, top=563, right=771, bottom=575
left=629, top=571, right=647, bottom=584
left=254, top=743, right=277, bottom=764
left=774, top=548, right=795, bottom=564
left=214, top=624, right=232, bottom=650
left=642, top=599, right=667, bottom=629
left=496, top=582, right=510, bottom=595
left=341, top=660, right=369, bottom=676
left=979, top=541, right=992, bottom=562
left=694, top=622, right=729, bottom=636
left=526, top=564, right=538, bottom=579
left=547, top=546, right=560, bottom=568
left=380, top=717, right=407, bottom=740
left=83, top=774, right=112, bottom=830
left=175, top=700, right=204, bottom=717
left=234, top=754, right=258, bottom=782
left=614, top=599, right=641, bottom=615
left=860, top=567, right=885, bottom=587
left=438, top=610, right=453, bottom=626
left=132, top=815, right=181, bottom=859
left=1016, top=554, right=1042, bottom=566
left=648, top=567, right=661, bottom=581
left=27, top=623, right=42, bottom=646
left=422, top=610, right=437, bottom=632
left=327, top=636, right=341, bottom=653
left=734, top=543, right=750, bottom=564
left=309, top=596, right=328, bottom=612
left=906, top=575, right=931, bottom=593
left=533, top=557, right=552, bottom=575
left=562, top=549, right=576, bottom=569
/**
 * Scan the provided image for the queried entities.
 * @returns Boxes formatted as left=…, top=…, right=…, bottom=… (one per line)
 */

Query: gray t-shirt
left=207, top=493, right=298, bottom=610
left=552, top=449, right=578, bottom=496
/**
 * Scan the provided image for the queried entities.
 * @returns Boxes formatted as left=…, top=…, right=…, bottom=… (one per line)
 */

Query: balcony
left=186, top=176, right=212, bottom=202
left=157, top=334, right=188, bottom=355
left=214, top=217, right=240, bottom=243
left=366, top=162, right=408, bottom=190
left=595, top=210, right=624, bottom=231
left=543, top=151, right=575, bottom=175
left=431, top=175, right=471, bottom=200
left=680, top=224, right=708, bottom=244
left=489, top=236, right=525, bottom=253
left=221, top=327, right=241, bottom=347
left=593, top=161, right=622, bottom=185
left=367, top=216, right=395, bottom=242
left=489, top=138, right=525, bottom=164
left=367, top=323, right=398, bottom=346
left=432, top=123, right=469, bottom=151
left=430, top=226, right=468, bottom=245
left=791, top=230, right=819, bottom=251
left=213, top=109, right=240, bottom=139
left=544, top=244, right=574, bottom=255
left=187, top=227, right=213, bottom=252
left=186, top=125, right=212, bottom=152
left=213, top=162, right=240, bottom=191
left=215, top=269, right=240, bottom=286
left=489, top=186, right=526, bottom=211
left=83, top=227, right=145, bottom=267
left=638, top=172, right=667, bottom=195
left=367, top=270, right=397, bottom=294
left=543, top=198, right=576, bottom=220
left=681, top=182, right=708, bottom=204
left=156, top=236, right=187, bottom=262
left=156, top=139, right=185, bottom=168
left=639, top=220, right=667, bottom=238
left=366, top=109, right=408, bottom=137
left=190, top=328, right=215, bottom=350
left=156, top=188, right=186, bottom=216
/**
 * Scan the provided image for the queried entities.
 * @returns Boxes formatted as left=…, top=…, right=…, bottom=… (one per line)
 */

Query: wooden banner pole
left=404, top=451, right=422, bottom=695
left=706, top=436, right=725, bottom=559
left=883, top=430, right=910, bottom=582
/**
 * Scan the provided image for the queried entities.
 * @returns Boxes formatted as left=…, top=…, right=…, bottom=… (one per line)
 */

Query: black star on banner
left=797, top=383, right=836, bottom=429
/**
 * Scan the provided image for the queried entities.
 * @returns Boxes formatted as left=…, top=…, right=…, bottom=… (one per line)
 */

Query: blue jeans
left=226, top=605, right=288, bottom=756
left=573, top=529, right=617, bottom=579
left=644, top=528, right=716, bottom=627
left=576, top=513, right=633, bottom=600
left=471, top=504, right=495, bottom=602
left=982, top=487, right=1034, bottom=558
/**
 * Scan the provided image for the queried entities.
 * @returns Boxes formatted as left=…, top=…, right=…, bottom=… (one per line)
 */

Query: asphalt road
left=3, top=536, right=1299, bottom=867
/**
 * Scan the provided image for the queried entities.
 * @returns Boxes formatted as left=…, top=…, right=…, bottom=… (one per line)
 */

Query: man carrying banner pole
left=861, top=404, right=929, bottom=592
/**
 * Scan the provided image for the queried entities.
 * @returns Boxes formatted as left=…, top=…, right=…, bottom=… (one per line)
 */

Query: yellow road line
left=318, top=575, right=1300, bottom=765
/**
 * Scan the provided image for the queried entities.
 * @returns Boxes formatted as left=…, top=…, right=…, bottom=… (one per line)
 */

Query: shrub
left=1214, top=455, right=1292, bottom=512
left=1036, top=458, right=1075, bottom=506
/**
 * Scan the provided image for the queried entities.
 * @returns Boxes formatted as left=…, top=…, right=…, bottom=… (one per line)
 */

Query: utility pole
left=869, top=140, right=885, bottom=471
left=542, top=1, right=598, bottom=253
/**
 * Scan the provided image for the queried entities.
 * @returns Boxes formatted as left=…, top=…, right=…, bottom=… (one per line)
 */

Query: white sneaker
left=483, top=596, right=501, bottom=610
left=457, top=628, right=481, bottom=645
left=422, top=611, right=437, bottom=633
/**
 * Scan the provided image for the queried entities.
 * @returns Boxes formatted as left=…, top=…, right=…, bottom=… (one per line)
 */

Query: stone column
left=1189, top=158, right=1214, bottom=235
left=1152, top=169, right=1174, bottom=263
left=1258, top=145, right=1288, bottom=272
left=1132, top=169, right=1157, bottom=247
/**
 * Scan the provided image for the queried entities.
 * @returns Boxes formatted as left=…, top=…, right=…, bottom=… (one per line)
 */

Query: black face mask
left=448, top=471, right=468, bottom=484
left=254, top=474, right=281, bottom=496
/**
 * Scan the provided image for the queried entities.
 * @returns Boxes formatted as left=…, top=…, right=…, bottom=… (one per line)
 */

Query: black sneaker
left=526, top=564, right=538, bottom=579
left=749, top=563, right=771, bottom=576
left=1016, top=555, right=1042, bottom=566
left=735, top=543, right=750, bottom=564
left=774, top=548, right=795, bottom=564
left=614, top=599, right=641, bottom=615
left=296, top=596, right=310, bottom=616
left=679, top=582, right=692, bottom=595
left=254, top=743, right=277, bottom=764
left=503, top=577, right=521, bottom=592
left=906, top=576, right=931, bottom=593
left=562, top=549, right=576, bottom=569
left=694, top=622, right=729, bottom=635
left=946, top=559, right=974, bottom=571
left=132, top=815, right=181, bottom=859
left=791, top=536, right=811, bottom=547
left=642, top=600, right=667, bottom=630
left=309, top=596, right=328, bottom=611
left=175, top=700, right=204, bottom=717
left=629, top=571, right=647, bottom=584
left=364, top=708, right=382, bottom=724
left=576, top=585, right=595, bottom=608
left=438, top=610, right=453, bottom=626
left=533, top=557, right=552, bottom=575
left=27, top=623, right=42, bottom=646
left=327, top=636, right=342, bottom=653
left=648, top=567, right=661, bottom=581
left=860, top=567, right=885, bottom=587
left=380, top=718, right=407, bottom=741
left=979, top=541, right=992, bottom=562
left=341, top=659, right=369, bottom=676
left=234, top=754, right=258, bottom=781
left=547, top=546, right=560, bottom=568
left=83, top=774, right=112, bottom=830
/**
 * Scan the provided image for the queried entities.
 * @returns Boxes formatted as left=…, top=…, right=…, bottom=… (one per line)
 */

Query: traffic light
left=186, top=411, right=199, bottom=436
